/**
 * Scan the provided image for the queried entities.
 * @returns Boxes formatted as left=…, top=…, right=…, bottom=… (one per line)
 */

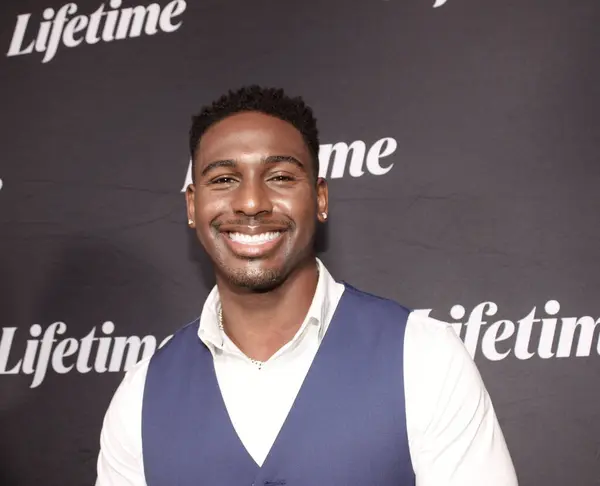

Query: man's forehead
left=197, top=115, right=309, bottom=162
left=203, top=113, right=303, bottom=141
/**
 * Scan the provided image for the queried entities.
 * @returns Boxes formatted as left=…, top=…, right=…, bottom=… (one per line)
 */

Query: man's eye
left=269, top=175, right=295, bottom=182
left=211, top=177, right=235, bottom=184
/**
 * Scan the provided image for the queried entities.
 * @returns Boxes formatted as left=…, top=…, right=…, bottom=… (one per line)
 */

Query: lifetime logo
left=6, top=0, right=187, bottom=64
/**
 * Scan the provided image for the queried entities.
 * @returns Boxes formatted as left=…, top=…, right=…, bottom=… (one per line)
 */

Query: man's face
left=186, top=112, right=328, bottom=291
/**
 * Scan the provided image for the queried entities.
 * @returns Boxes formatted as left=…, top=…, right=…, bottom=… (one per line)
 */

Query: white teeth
left=228, top=232, right=281, bottom=244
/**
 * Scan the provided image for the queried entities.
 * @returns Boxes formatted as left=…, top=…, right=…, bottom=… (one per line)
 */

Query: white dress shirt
left=96, top=259, right=518, bottom=486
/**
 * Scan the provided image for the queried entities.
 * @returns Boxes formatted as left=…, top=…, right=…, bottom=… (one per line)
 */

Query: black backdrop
left=1, top=0, right=599, bottom=485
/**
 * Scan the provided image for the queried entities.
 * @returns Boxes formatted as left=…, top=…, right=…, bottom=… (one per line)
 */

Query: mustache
left=212, top=217, right=294, bottom=230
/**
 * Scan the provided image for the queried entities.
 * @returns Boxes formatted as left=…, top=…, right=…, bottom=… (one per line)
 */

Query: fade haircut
left=189, top=85, right=320, bottom=181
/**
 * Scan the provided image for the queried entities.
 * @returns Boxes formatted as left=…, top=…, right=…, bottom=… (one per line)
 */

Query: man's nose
left=231, top=178, right=273, bottom=217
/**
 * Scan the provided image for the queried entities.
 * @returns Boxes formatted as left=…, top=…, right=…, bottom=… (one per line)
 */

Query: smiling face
left=186, top=111, right=328, bottom=291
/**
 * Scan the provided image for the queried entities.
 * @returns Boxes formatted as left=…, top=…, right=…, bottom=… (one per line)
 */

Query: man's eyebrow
left=200, top=159, right=236, bottom=177
left=264, top=155, right=306, bottom=172
left=200, top=155, right=306, bottom=177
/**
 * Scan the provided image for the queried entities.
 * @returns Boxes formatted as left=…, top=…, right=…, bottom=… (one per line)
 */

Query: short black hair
left=189, top=85, right=320, bottom=181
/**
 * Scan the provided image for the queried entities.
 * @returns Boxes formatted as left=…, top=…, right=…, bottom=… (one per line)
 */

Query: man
left=96, top=86, right=518, bottom=485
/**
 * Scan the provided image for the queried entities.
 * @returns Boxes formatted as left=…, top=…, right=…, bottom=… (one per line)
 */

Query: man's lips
left=227, top=231, right=282, bottom=244
left=217, top=225, right=288, bottom=257
left=216, top=223, right=289, bottom=234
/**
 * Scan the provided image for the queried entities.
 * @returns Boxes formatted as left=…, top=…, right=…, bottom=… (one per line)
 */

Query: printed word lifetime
left=6, top=0, right=187, bottom=64
left=416, top=300, right=600, bottom=361
left=0, top=321, right=169, bottom=389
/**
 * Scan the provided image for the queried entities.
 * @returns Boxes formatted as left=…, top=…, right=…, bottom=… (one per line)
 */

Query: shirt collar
left=198, top=257, right=334, bottom=351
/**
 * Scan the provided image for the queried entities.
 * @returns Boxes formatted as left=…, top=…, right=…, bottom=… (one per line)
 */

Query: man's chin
left=221, top=264, right=286, bottom=292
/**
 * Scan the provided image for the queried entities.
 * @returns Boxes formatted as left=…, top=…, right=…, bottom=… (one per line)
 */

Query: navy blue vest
left=142, top=284, right=415, bottom=486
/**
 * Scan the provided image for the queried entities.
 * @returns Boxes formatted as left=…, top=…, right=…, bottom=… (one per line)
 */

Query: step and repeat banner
left=1, top=0, right=599, bottom=484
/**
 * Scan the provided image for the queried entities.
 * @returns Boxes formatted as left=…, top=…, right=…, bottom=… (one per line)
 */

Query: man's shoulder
left=105, top=324, right=200, bottom=399
left=404, top=310, right=476, bottom=377
left=406, top=310, right=457, bottom=340
left=341, top=283, right=412, bottom=315
left=149, top=317, right=201, bottom=359
left=340, top=283, right=460, bottom=342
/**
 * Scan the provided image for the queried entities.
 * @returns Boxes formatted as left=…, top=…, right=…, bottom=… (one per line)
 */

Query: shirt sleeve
left=95, top=358, right=149, bottom=486
left=404, top=312, right=518, bottom=486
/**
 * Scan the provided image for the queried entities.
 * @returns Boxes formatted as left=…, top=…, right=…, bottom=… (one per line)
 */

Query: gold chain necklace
left=218, top=306, right=264, bottom=370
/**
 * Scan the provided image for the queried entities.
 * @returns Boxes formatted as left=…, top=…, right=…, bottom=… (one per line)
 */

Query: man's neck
left=215, top=258, right=319, bottom=362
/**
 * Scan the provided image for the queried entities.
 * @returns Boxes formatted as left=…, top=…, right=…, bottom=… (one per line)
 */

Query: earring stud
left=188, top=219, right=194, bottom=225
left=321, top=213, right=328, bottom=220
